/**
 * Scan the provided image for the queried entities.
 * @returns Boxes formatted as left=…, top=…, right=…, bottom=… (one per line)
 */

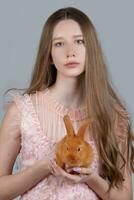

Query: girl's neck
left=48, top=84, right=85, bottom=109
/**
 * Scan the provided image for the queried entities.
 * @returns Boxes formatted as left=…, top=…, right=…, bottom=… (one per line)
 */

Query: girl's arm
left=86, top=170, right=132, bottom=200
left=0, top=160, right=50, bottom=200
left=0, top=103, right=50, bottom=200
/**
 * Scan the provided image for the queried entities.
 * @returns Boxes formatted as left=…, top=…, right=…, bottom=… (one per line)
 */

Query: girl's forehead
left=52, top=19, right=83, bottom=38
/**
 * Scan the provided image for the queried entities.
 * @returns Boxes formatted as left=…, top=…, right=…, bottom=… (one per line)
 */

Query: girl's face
left=51, top=19, right=86, bottom=78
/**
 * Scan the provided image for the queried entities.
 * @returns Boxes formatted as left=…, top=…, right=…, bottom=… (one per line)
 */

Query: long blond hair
left=5, top=7, right=134, bottom=191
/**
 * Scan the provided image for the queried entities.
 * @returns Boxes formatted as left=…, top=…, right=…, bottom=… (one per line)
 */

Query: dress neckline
left=42, top=88, right=88, bottom=121
left=23, top=90, right=99, bottom=146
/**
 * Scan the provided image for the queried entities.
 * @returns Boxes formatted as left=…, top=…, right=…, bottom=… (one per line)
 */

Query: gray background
left=0, top=0, right=133, bottom=196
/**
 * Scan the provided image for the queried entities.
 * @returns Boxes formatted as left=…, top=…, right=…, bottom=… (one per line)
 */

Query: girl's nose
left=66, top=45, right=76, bottom=58
left=67, top=53, right=75, bottom=58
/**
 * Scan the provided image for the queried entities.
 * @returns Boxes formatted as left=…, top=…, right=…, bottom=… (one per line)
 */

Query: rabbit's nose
left=68, top=155, right=75, bottom=161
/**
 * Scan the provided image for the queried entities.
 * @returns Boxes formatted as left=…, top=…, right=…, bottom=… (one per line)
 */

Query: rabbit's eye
left=66, top=147, right=69, bottom=151
left=77, top=147, right=81, bottom=152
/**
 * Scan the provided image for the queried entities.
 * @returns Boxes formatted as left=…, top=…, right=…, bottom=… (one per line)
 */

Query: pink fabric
left=9, top=88, right=101, bottom=199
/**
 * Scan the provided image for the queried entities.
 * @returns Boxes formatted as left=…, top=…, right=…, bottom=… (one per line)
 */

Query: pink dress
left=8, top=88, right=102, bottom=200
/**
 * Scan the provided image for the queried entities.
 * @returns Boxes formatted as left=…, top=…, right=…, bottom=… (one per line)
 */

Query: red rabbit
left=55, top=115, right=94, bottom=174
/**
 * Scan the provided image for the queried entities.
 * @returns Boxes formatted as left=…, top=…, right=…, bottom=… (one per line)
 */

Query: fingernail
left=73, top=167, right=80, bottom=172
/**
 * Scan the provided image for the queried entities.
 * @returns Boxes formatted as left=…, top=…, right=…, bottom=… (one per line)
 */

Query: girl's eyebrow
left=52, top=34, right=83, bottom=42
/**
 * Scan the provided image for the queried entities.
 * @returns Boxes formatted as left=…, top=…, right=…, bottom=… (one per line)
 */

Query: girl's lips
left=65, top=62, right=79, bottom=67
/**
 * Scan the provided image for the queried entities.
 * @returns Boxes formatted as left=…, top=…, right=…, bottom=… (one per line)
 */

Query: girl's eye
left=77, top=147, right=81, bottom=152
left=76, top=39, right=84, bottom=44
left=53, top=39, right=84, bottom=47
left=54, top=42, right=63, bottom=47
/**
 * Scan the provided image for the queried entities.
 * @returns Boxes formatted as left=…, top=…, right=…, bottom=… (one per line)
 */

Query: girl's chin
left=62, top=71, right=84, bottom=78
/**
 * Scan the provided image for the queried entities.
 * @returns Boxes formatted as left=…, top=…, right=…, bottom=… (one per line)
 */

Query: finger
left=51, top=160, right=70, bottom=177
left=49, top=159, right=61, bottom=176
left=73, top=167, right=92, bottom=175
left=66, top=168, right=74, bottom=173
left=63, top=172, right=81, bottom=183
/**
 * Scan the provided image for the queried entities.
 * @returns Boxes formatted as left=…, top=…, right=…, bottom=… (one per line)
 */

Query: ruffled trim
left=42, top=88, right=88, bottom=121
left=22, top=93, right=59, bottom=146
left=114, top=103, right=130, bottom=142
left=3, top=90, right=25, bottom=113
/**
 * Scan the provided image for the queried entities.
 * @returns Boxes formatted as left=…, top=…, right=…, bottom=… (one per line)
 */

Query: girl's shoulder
left=3, top=89, right=25, bottom=114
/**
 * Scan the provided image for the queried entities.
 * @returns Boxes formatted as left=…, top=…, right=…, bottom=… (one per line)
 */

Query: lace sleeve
left=1, top=90, right=24, bottom=138
left=114, top=103, right=131, bottom=175
left=3, top=90, right=23, bottom=113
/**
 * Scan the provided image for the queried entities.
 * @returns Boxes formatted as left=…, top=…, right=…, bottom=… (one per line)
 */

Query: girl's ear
left=77, top=118, right=94, bottom=139
left=63, top=115, right=75, bottom=137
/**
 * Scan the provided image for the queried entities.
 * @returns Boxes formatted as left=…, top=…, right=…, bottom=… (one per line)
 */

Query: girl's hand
left=48, top=158, right=80, bottom=182
left=66, top=167, right=94, bottom=184
left=49, top=158, right=94, bottom=184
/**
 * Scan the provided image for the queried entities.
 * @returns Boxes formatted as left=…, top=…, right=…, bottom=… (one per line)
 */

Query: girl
left=0, top=7, right=133, bottom=200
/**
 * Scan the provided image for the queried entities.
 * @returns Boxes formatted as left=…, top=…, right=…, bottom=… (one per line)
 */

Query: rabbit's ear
left=77, top=118, right=94, bottom=139
left=63, top=115, right=75, bottom=137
